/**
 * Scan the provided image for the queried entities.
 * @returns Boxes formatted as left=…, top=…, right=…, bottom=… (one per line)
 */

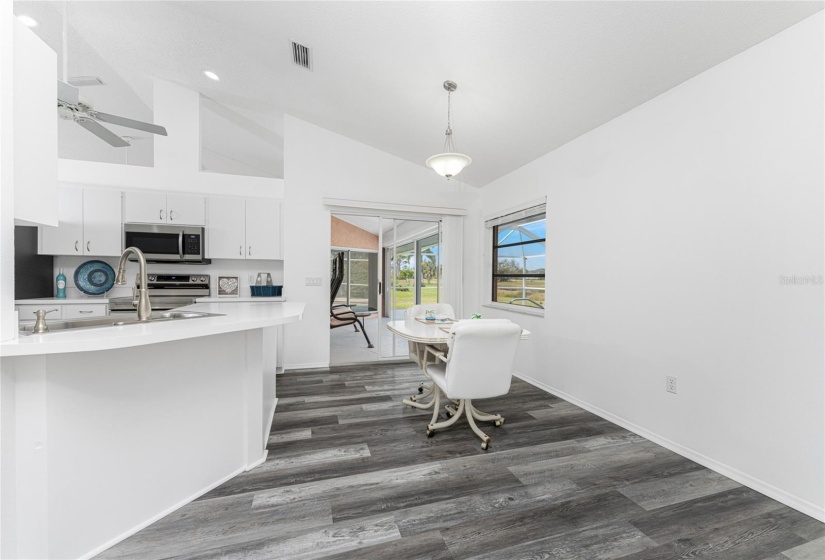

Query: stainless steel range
left=108, top=274, right=210, bottom=314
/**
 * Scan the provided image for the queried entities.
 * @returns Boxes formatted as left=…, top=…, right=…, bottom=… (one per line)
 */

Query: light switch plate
left=305, top=276, right=323, bottom=286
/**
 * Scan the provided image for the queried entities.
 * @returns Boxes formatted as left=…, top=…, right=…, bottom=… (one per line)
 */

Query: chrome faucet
left=116, top=246, right=152, bottom=321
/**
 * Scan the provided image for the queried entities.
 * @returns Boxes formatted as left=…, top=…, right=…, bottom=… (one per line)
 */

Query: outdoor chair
left=330, top=251, right=373, bottom=348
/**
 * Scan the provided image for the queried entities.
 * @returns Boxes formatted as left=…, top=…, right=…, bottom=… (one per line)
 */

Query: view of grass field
left=332, top=248, right=441, bottom=312
left=391, top=281, right=439, bottom=309
left=493, top=276, right=545, bottom=307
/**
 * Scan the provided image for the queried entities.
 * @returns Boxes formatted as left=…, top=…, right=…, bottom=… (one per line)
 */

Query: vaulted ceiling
left=14, top=1, right=823, bottom=187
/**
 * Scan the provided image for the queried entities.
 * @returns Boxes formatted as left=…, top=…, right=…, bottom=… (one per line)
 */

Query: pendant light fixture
left=426, top=80, right=472, bottom=179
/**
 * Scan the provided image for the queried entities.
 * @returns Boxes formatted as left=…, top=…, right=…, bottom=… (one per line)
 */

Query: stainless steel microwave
left=122, top=223, right=208, bottom=263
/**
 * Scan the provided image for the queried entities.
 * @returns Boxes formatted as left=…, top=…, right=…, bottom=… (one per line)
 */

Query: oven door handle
left=178, top=231, right=184, bottom=260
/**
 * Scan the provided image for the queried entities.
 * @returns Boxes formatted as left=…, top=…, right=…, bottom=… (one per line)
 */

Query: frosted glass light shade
left=426, top=152, right=472, bottom=179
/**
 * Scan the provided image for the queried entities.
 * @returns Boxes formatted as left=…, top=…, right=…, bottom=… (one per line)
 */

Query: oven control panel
left=137, top=274, right=210, bottom=288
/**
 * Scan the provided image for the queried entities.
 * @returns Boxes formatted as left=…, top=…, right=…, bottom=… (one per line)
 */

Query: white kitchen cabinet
left=16, top=303, right=108, bottom=321
left=206, top=197, right=246, bottom=258
left=246, top=199, right=281, bottom=260
left=82, top=189, right=123, bottom=256
left=16, top=304, right=56, bottom=322
left=39, top=187, right=122, bottom=257
left=206, top=197, right=281, bottom=260
left=40, top=187, right=83, bottom=255
left=123, top=192, right=205, bottom=225
left=63, top=303, right=108, bottom=319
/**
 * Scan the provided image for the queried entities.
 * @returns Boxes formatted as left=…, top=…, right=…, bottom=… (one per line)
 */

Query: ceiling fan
left=57, top=80, right=168, bottom=147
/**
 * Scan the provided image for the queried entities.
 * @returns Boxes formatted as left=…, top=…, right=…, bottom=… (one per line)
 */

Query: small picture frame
left=217, top=276, right=240, bottom=298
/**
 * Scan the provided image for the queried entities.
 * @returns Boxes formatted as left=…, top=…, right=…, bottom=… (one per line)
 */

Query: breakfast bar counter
left=0, top=301, right=304, bottom=559
left=1, top=301, right=304, bottom=357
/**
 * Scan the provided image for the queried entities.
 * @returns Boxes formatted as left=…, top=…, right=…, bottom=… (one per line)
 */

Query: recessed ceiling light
left=203, top=70, right=220, bottom=82
left=16, top=14, right=38, bottom=28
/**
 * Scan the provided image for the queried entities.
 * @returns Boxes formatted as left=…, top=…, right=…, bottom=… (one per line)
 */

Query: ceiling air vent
left=291, top=41, right=312, bottom=71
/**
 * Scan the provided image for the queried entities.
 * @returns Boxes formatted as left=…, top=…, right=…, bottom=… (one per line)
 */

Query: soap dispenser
left=56, top=268, right=66, bottom=299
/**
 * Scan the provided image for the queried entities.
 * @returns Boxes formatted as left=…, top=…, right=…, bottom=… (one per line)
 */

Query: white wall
left=283, top=116, right=473, bottom=368
left=13, top=20, right=57, bottom=228
left=0, top=2, right=16, bottom=556
left=57, top=79, right=283, bottom=199
left=0, top=0, right=15, bottom=345
left=465, top=13, right=824, bottom=519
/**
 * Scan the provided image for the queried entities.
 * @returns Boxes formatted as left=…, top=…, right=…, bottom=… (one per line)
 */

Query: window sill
left=482, top=302, right=545, bottom=317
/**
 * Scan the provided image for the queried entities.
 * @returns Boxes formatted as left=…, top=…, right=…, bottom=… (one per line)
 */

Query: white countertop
left=0, top=301, right=304, bottom=358
left=196, top=296, right=285, bottom=303
left=16, top=297, right=286, bottom=305
left=15, top=297, right=110, bottom=304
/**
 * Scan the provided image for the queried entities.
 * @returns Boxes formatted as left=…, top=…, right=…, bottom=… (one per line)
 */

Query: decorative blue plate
left=74, top=260, right=116, bottom=295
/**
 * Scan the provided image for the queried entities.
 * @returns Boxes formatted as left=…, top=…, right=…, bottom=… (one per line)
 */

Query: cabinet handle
left=78, top=310, right=93, bottom=314
left=248, top=246, right=252, bottom=257
left=160, top=209, right=165, bottom=221
left=169, top=210, right=177, bottom=221
left=75, top=240, right=79, bottom=252
left=86, top=241, right=91, bottom=252
left=239, top=246, right=243, bottom=256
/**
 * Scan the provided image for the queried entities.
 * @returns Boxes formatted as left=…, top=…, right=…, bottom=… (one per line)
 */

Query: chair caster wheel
left=409, top=396, right=417, bottom=402
left=481, top=441, right=489, bottom=450
left=426, top=429, right=434, bottom=438
left=495, top=418, right=505, bottom=427
left=445, top=411, right=453, bottom=418
left=418, top=387, right=424, bottom=394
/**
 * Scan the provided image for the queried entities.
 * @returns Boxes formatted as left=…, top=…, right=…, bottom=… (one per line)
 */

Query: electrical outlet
left=666, top=375, right=678, bottom=394
left=247, top=274, right=255, bottom=284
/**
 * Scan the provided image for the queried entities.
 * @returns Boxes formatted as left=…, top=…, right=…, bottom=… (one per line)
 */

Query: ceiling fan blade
left=92, top=111, right=168, bottom=136
left=75, top=117, right=131, bottom=147
left=57, top=80, right=79, bottom=106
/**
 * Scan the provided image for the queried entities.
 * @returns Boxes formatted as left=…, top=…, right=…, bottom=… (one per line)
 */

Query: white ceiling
left=14, top=1, right=824, bottom=187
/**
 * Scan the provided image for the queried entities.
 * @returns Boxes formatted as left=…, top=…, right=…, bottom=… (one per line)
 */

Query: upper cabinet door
left=167, top=194, right=205, bottom=226
left=245, top=199, right=281, bottom=260
left=206, top=197, right=246, bottom=259
left=83, top=189, right=122, bottom=257
left=123, top=192, right=166, bottom=224
left=39, top=186, right=83, bottom=255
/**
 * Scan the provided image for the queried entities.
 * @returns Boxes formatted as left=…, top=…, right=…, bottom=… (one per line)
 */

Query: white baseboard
left=285, top=362, right=329, bottom=370
left=514, top=370, right=825, bottom=523
left=262, top=397, right=279, bottom=448
left=246, top=450, right=268, bottom=471
left=81, top=465, right=247, bottom=560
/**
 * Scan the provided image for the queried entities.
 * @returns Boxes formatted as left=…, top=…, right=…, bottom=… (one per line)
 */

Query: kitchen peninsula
left=0, top=301, right=304, bottom=560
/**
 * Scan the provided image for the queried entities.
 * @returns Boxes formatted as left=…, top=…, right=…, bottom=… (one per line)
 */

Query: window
left=488, top=204, right=546, bottom=310
left=330, top=249, right=377, bottom=307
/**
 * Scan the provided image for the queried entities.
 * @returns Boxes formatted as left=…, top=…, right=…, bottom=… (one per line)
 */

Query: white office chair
left=402, top=303, right=456, bottom=402
left=423, top=319, right=522, bottom=450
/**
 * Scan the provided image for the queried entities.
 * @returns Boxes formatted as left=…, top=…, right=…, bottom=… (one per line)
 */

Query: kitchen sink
left=19, top=311, right=224, bottom=335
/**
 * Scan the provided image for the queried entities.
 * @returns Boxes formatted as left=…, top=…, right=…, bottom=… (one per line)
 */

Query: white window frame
left=483, top=198, right=547, bottom=317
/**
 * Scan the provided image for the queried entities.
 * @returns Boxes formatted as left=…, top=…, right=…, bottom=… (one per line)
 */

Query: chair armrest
left=424, top=345, right=448, bottom=363
left=331, top=308, right=356, bottom=319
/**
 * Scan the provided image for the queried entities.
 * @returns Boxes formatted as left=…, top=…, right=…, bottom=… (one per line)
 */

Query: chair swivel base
left=426, top=394, right=504, bottom=450
left=403, top=383, right=436, bottom=409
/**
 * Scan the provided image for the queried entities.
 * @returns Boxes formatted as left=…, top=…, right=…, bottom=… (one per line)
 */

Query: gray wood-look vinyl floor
left=100, top=363, right=824, bottom=560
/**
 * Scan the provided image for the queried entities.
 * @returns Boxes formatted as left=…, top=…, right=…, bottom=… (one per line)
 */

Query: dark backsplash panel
left=14, top=226, right=54, bottom=299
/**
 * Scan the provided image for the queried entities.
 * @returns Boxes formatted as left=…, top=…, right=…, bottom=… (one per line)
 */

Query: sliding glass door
left=381, top=219, right=442, bottom=358
left=330, top=214, right=381, bottom=365
left=329, top=213, right=442, bottom=364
